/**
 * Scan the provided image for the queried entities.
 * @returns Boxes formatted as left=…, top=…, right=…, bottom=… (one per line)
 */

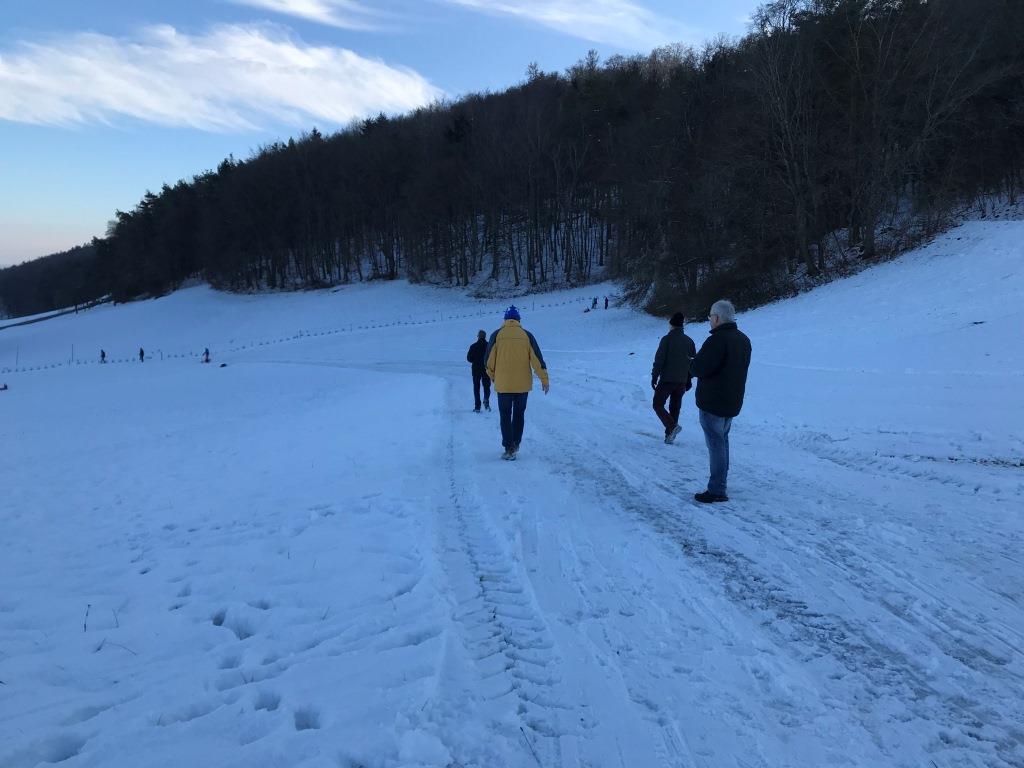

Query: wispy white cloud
left=227, top=0, right=380, bottom=30
left=441, top=0, right=697, bottom=50
left=0, top=24, right=442, bottom=131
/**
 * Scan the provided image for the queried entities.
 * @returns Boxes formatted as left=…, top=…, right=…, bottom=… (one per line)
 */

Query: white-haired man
left=688, top=299, right=752, bottom=503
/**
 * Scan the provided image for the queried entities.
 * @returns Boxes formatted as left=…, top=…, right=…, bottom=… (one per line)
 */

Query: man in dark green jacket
left=651, top=312, right=696, bottom=444
left=689, top=299, right=752, bottom=503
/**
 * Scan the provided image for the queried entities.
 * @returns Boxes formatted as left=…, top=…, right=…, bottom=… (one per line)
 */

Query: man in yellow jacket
left=485, top=305, right=549, bottom=460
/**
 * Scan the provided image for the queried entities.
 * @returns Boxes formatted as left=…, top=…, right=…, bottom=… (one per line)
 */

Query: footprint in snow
left=293, top=706, right=320, bottom=731
left=39, top=733, right=88, bottom=763
left=238, top=721, right=270, bottom=746
left=253, top=690, right=281, bottom=712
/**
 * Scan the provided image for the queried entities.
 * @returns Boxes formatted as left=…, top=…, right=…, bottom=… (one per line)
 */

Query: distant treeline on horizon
left=2, top=0, right=1022, bottom=320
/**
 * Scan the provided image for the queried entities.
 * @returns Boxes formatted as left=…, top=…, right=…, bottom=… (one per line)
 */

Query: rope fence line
left=2, top=295, right=599, bottom=375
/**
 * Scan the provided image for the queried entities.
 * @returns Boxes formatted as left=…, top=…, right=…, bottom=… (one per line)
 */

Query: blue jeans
left=699, top=409, right=732, bottom=495
left=498, top=392, right=529, bottom=449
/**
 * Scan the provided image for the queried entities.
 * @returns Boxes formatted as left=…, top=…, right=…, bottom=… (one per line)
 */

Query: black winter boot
left=694, top=491, right=729, bottom=503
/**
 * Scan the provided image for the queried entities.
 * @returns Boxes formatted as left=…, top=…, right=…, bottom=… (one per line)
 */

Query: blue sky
left=0, top=0, right=760, bottom=266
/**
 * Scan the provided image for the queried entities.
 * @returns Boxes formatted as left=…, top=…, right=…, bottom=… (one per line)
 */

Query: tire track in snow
left=765, top=426, right=1024, bottom=499
left=541, top=392, right=1024, bottom=768
left=439, top=385, right=580, bottom=767
left=533, top=501, right=739, bottom=768
left=731, top=426, right=1024, bottom=666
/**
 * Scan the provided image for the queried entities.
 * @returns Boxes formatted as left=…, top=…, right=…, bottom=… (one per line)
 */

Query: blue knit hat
left=504, top=305, right=520, bottom=321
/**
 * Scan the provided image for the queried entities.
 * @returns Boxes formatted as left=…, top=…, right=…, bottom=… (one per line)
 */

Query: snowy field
left=1, top=219, right=1022, bottom=768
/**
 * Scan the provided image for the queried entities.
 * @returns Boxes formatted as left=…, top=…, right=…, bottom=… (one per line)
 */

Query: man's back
left=691, top=323, right=752, bottom=418
left=486, top=320, right=548, bottom=393
left=653, top=328, right=696, bottom=383
left=467, top=339, right=488, bottom=371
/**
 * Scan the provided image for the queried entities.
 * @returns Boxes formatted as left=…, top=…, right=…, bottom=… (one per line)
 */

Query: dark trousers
left=472, top=370, right=491, bottom=409
left=497, top=392, right=528, bottom=449
left=653, top=382, right=687, bottom=434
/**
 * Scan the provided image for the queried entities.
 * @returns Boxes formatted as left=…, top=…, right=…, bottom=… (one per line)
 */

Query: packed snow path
left=1, top=220, right=1022, bottom=767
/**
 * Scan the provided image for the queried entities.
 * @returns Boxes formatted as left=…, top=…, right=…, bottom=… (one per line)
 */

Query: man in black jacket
left=466, top=330, right=491, bottom=412
left=689, top=300, right=752, bottom=503
left=651, top=312, right=696, bottom=444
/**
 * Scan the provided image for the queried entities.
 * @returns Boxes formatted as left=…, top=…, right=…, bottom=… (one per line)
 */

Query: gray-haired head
left=710, top=299, right=736, bottom=324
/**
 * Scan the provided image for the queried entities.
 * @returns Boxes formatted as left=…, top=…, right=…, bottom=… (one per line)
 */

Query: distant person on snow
left=651, top=312, right=696, bottom=445
left=139, top=348, right=145, bottom=363
left=466, top=330, right=491, bottom=412
left=486, top=306, right=549, bottom=461
left=592, top=297, right=599, bottom=310
left=604, top=296, right=609, bottom=310
left=100, top=349, right=106, bottom=364
left=202, top=348, right=211, bottom=364
left=689, top=300, right=752, bottom=503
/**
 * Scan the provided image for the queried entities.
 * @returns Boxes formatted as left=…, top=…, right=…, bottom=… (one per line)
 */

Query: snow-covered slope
left=0, top=281, right=598, bottom=370
left=1, top=220, right=1021, bottom=768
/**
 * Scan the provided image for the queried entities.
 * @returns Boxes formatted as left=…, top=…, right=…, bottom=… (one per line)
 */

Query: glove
left=651, top=377, right=658, bottom=390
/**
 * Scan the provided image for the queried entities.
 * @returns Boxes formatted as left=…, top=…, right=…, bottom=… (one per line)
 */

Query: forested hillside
left=6, top=0, right=1022, bottom=316
left=0, top=244, right=98, bottom=319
